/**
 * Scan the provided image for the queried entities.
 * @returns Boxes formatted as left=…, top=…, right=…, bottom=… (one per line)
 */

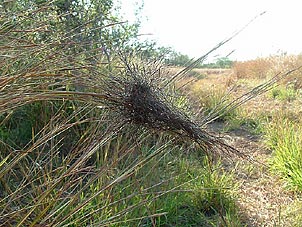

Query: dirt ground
left=192, top=71, right=301, bottom=226
left=221, top=124, right=296, bottom=226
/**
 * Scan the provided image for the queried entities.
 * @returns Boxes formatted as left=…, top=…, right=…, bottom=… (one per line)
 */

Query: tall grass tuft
left=265, top=114, right=302, bottom=191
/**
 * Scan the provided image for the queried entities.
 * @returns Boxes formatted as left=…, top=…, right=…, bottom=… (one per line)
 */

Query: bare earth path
left=213, top=123, right=296, bottom=226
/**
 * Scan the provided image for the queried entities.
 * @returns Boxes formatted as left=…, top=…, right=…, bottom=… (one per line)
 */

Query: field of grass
left=2, top=2, right=302, bottom=227
left=185, top=57, right=302, bottom=226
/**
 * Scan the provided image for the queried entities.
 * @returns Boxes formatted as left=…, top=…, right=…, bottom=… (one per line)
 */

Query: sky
left=120, top=0, right=302, bottom=61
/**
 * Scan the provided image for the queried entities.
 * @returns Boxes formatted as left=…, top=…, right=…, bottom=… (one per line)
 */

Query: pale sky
left=121, top=0, right=302, bottom=61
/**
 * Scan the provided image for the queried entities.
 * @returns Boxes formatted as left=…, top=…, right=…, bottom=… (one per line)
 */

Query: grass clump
left=264, top=115, right=302, bottom=191
left=269, top=85, right=301, bottom=102
left=191, top=81, right=265, bottom=135
left=286, top=201, right=302, bottom=227
left=222, top=110, right=266, bottom=135
left=190, top=81, right=238, bottom=123
left=152, top=155, right=242, bottom=227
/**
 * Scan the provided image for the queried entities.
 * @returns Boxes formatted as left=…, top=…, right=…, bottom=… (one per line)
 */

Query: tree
left=0, top=0, right=141, bottom=52
left=198, top=57, right=233, bottom=68
left=166, top=51, right=191, bottom=66
left=215, top=57, right=233, bottom=68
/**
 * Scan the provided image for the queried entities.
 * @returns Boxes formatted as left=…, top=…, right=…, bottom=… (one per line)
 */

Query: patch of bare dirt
left=212, top=122, right=297, bottom=226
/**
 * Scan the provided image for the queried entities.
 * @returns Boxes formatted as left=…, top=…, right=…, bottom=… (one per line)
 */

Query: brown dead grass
left=233, top=58, right=273, bottom=80
left=232, top=55, right=302, bottom=89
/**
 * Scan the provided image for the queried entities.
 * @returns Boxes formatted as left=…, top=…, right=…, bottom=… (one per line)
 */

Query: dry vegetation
left=1, top=2, right=302, bottom=226
left=185, top=55, right=302, bottom=226
left=233, top=55, right=302, bottom=86
left=0, top=3, right=264, bottom=226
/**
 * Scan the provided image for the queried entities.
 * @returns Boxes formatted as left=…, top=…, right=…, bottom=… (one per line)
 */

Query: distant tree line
left=165, top=51, right=233, bottom=69
left=139, top=43, right=233, bottom=68
left=199, top=57, right=233, bottom=69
